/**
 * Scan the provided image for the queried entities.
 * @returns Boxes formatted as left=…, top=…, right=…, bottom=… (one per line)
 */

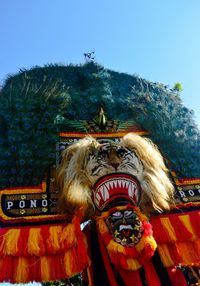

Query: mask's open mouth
left=92, top=173, right=141, bottom=211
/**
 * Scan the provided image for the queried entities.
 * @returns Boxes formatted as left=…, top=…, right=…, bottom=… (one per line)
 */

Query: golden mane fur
left=57, top=133, right=174, bottom=218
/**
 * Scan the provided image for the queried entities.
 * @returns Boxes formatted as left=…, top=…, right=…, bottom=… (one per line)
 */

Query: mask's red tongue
left=122, top=229, right=131, bottom=238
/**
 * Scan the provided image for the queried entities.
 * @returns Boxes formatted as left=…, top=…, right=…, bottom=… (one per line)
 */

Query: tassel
left=2, top=229, right=21, bottom=255
left=135, top=235, right=157, bottom=255
left=189, top=212, right=200, bottom=237
left=96, top=218, right=108, bottom=234
left=126, top=258, right=141, bottom=271
left=179, top=215, right=195, bottom=238
left=40, top=256, right=51, bottom=281
left=157, top=244, right=174, bottom=267
left=47, top=226, right=62, bottom=253
left=170, top=215, right=193, bottom=241
left=14, top=257, right=29, bottom=283
left=107, top=239, right=126, bottom=254
left=64, top=249, right=76, bottom=277
left=151, top=217, right=173, bottom=243
left=61, top=223, right=77, bottom=248
left=177, top=242, right=199, bottom=264
left=160, top=217, right=177, bottom=242
left=168, top=243, right=182, bottom=265
left=28, top=228, right=44, bottom=256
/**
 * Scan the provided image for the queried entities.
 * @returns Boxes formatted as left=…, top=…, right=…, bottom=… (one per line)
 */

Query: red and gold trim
left=174, top=177, right=200, bottom=186
left=171, top=171, right=200, bottom=186
left=59, top=131, right=148, bottom=138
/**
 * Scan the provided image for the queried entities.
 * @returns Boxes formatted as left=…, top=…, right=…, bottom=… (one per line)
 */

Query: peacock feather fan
left=0, top=61, right=199, bottom=188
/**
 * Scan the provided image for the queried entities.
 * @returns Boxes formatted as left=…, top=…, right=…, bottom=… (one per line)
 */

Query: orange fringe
left=0, top=218, right=89, bottom=283
left=151, top=210, right=200, bottom=267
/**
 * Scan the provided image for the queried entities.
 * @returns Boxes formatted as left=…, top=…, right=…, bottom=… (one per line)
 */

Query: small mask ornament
left=106, top=209, right=143, bottom=247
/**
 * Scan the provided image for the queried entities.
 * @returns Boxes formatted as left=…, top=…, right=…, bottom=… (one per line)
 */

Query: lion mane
left=57, top=133, right=174, bottom=218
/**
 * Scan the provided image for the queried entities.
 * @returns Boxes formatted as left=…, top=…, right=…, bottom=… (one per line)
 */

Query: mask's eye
left=97, top=148, right=108, bottom=158
left=111, top=211, right=123, bottom=218
left=117, top=147, right=127, bottom=157
left=124, top=210, right=135, bottom=219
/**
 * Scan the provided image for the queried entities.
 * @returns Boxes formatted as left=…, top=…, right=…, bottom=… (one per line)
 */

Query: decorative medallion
left=106, top=208, right=143, bottom=247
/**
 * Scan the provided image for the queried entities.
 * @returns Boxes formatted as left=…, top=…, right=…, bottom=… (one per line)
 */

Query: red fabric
left=167, top=267, right=188, bottom=286
left=98, top=234, right=119, bottom=286
left=189, top=211, right=200, bottom=237
left=118, top=268, right=142, bottom=286
left=151, top=217, right=172, bottom=244
left=170, top=216, right=193, bottom=242
left=143, top=260, right=161, bottom=286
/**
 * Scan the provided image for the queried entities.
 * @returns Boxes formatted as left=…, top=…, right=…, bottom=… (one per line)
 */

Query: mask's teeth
left=125, top=180, right=129, bottom=188
left=100, top=185, right=109, bottom=201
left=113, top=180, right=117, bottom=188
left=123, top=180, right=127, bottom=188
left=119, top=224, right=133, bottom=231
left=94, top=192, right=101, bottom=207
left=117, top=179, right=122, bottom=188
left=108, top=180, right=114, bottom=189
left=128, top=182, right=135, bottom=198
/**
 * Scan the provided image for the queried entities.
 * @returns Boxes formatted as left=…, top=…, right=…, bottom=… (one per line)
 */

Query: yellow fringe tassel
left=157, top=244, right=174, bottom=267
left=160, top=217, right=177, bottom=241
left=40, top=256, right=51, bottom=281
left=126, top=258, right=141, bottom=271
left=61, top=224, right=77, bottom=247
left=64, top=249, right=74, bottom=277
left=178, top=215, right=196, bottom=239
left=107, top=240, right=126, bottom=255
left=28, top=228, right=43, bottom=256
left=15, top=257, right=28, bottom=283
left=0, top=229, right=21, bottom=255
left=177, top=242, right=199, bottom=264
left=96, top=219, right=108, bottom=235
left=135, top=235, right=157, bottom=254
left=47, top=226, right=62, bottom=251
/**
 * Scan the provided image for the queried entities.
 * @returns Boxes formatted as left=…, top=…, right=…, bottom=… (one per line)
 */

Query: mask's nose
left=110, top=162, right=120, bottom=170
left=108, top=149, right=122, bottom=170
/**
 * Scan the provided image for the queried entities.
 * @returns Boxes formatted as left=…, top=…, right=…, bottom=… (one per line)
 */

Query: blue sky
left=1, top=0, right=200, bottom=127
left=0, top=3, right=199, bottom=285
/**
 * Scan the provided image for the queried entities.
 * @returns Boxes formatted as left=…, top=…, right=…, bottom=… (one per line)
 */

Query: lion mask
left=57, top=133, right=174, bottom=218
